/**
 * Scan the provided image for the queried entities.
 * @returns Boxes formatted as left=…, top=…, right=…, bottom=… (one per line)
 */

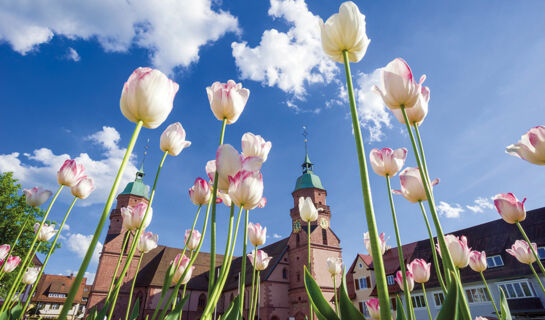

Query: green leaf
left=161, top=263, right=176, bottom=299
left=87, top=307, right=97, bottom=320
left=395, top=296, right=407, bottom=320
left=436, top=275, right=459, bottom=320
left=165, top=293, right=190, bottom=320
left=0, top=310, right=8, bottom=320
left=339, top=271, right=365, bottom=320
left=130, top=297, right=140, bottom=320
left=10, top=303, right=22, bottom=320
left=499, top=288, right=512, bottom=320
left=303, top=266, right=340, bottom=320
left=220, top=295, right=241, bottom=320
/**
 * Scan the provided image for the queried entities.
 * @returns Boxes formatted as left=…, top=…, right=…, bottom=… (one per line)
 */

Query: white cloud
left=0, top=0, right=239, bottom=74
left=273, top=233, right=282, bottom=239
left=466, top=197, right=494, bottom=213
left=437, top=201, right=464, bottom=219
left=0, top=126, right=139, bottom=206
left=231, top=0, right=337, bottom=97
left=66, top=47, right=80, bottom=62
left=66, top=233, right=103, bottom=264
left=64, top=269, right=96, bottom=284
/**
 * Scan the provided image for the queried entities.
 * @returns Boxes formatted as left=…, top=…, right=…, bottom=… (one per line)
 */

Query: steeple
left=294, top=127, right=324, bottom=191
left=120, top=167, right=150, bottom=199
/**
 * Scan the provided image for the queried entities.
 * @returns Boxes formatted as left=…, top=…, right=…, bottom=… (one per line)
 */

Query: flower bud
left=185, top=230, right=201, bottom=251
left=298, top=197, right=319, bottom=222
left=189, top=178, right=211, bottom=206
left=408, top=258, right=430, bottom=283
left=121, top=203, right=152, bottom=231
left=137, top=231, right=158, bottom=253
left=248, top=223, right=267, bottom=247
left=469, top=251, right=487, bottom=273
left=506, top=126, right=545, bottom=165
left=247, top=250, right=272, bottom=271
left=326, top=257, right=342, bottom=276
left=57, top=159, right=85, bottom=187
left=23, top=187, right=53, bottom=207
left=206, top=80, right=250, bottom=124
left=395, top=270, right=414, bottom=292
left=228, top=171, right=264, bottom=210
left=369, top=147, right=407, bottom=177
left=70, top=176, right=95, bottom=199
left=241, top=132, right=272, bottom=162
left=22, top=267, right=40, bottom=285
left=493, top=193, right=526, bottom=224
left=506, top=240, right=536, bottom=264
left=437, top=235, right=471, bottom=268
left=1, top=256, right=21, bottom=273
left=171, top=254, right=195, bottom=285
left=160, top=122, right=191, bottom=156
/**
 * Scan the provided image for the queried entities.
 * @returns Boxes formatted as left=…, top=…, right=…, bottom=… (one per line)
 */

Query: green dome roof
left=293, top=152, right=325, bottom=191
left=120, top=169, right=150, bottom=199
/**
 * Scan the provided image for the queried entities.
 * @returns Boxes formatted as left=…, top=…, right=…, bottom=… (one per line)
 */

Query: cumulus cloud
left=0, top=126, right=139, bottom=207
left=64, top=269, right=96, bottom=284
left=232, top=0, right=337, bottom=97
left=66, top=47, right=80, bottom=62
left=273, top=233, right=282, bottom=239
left=466, top=197, right=494, bottom=213
left=0, top=0, right=239, bottom=74
left=66, top=233, right=103, bottom=264
left=437, top=201, right=464, bottom=219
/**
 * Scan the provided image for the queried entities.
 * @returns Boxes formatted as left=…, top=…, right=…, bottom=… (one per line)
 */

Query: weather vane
left=302, top=126, right=308, bottom=155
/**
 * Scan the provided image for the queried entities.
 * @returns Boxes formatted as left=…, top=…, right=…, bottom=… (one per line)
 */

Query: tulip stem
left=418, top=201, right=447, bottom=294
left=308, top=219, right=313, bottom=319
left=124, top=253, right=144, bottom=320
left=248, top=245, right=258, bottom=320
left=342, top=50, right=391, bottom=320
left=105, top=231, right=131, bottom=303
left=179, top=250, right=194, bottom=320
left=250, top=271, right=261, bottom=320
left=515, top=222, right=545, bottom=277
left=0, top=213, right=32, bottom=282
left=333, top=276, right=338, bottom=316
left=529, top=264, right=545, bottom=296
left=208, top=118, right=228, bottom=298
left=240, top=209, right=249, bottom=315
left=386, top=175, right=414, bottom=320
left=421, top=283, right=433, bottom=320
left=479, top=272, right=500, bottom=319
left=20, top=197, right=78, bottom=319
left=59, top=120, right=143, bottom=320
left=2, top=185, right=63, bottom=313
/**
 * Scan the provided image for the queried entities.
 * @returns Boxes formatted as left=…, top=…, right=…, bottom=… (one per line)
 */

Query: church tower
left=287, top=132, right=342, bottom=320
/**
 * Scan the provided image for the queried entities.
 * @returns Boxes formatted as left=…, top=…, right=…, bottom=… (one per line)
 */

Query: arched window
left=198, top=293, right=207, bottom=311
left=296, top=233, right=300, bottom=245
left=322, top=229, right=328, bottom=245
left=282, top=268, right=288, bottom=279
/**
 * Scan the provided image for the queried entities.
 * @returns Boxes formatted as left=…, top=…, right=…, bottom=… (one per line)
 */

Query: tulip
left=22, top=267, right=40, bottom=285
left=408, top=258, right=431, bottom=283
left=206, top=160, right=216, bottom=182
left=392, top=167, right=439, bottom=203
left=121, top=203, right=153, bottom=231
left=248, top=223, right=267, bottom=247
left=364, top=232, right=388, bottom=259
left=493, top=193, right=526, bottom=224
left=189, top=178, right=211, bottom=206
left=216, top=191, right=232, bottom=207
left=437, top=235, right=471, bottom=268
left=206, top=80, right=250, bottom=124
left=369, top=147, right=407, bottom=177
left=0, top=244, right=10, bottom=261
left=506, top=240, right=537, bottom=264
left=469, top=251, right=487, bottom=273
left=506, top=126, right=545, bottom=165
left=185, top=229, right=201, bottom=251
left=34, top=223, right=57, bottom=242
left=475, top=317, right=488, bottom=320
left=391, top=86, right=430, bottom=126
left=171, top=254, right=195, bottom=285
left=228, top=171, right=264, bottom=210
left=373, top=58, right=426, bottom=110
left=365, top=298, right=380, bottom=320
left=23, top=187, right=53, bottom=207
left=258, top=197, right=267, bottom=208
left=298, top=197, right=319, bottom=222
left=216, top=144, right=262, bottom=191
left=137, top=231, right=158, bottom=253
left=326, top=257, right=342, bottom=276
left=319, top=1, right=371, bottom=63
left=57, top=159, right=86, bottom=187
left=70, top=176, right=95, bottom=199
left=2, top=256, right=21, bottom=273
left=241, top=132, right=272, bottom=162
left=247, top=250, right=272, bottom=271
left=395, top=270, right=414, bottom=292
left=160, top=122, right=191, bottom=156
left=120, top=67, right=179, bottom=129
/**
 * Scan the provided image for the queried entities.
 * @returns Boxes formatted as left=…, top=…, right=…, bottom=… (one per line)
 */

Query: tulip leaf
left=303, top=266, right=340, bottom=320
left=129, top=297, right=140, bottom=320
left=499, top=288, right=512, bottom=320
left=220, top=295, right=241, bottom=320
left=165, top=293, right=190, bottom=320
left=396, top=296, right=407, bottom=320
left=10, top=303, right=22, bottom=320
left=339, top=271, right=365, bottom=320
left=436, top=273, right=459, bottom=320
left=0, top=310, right=7, bottom=320
left=161, top=263, right=176, bottom=299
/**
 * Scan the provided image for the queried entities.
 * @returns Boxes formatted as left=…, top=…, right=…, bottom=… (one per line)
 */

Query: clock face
left=319, top=217, right=329, bottom=229
left=293, top=219, right=301, bottom=233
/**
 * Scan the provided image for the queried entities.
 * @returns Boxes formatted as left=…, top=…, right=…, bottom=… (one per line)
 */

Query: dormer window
left=486, top=255, right=504, bottom=268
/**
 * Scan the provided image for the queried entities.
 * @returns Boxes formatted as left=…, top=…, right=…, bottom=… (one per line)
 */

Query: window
left=411, top=294, right=426, bottom=308
left=198, top=293, right=206, bottom=310
left=386, top=275, right=395, bottom=286
left=433, top=292, right=445, bottom=307
left=296, top=272, right=300, bottom=282
left=322, top=229, right=328, bottom=245
left=538, top=246, right=545, bottom=259
left=358, top=263, right=363, bottom=269
left=486, top=255, right=504, bottom=268
left=296, top=234, right=300, bottom=245
left=498, top=280, right=535, bottom=299
left=51, top=304, right=60, bottom=310
left=358, top=301, right=365, bottom=314
left=48, top=293, right=67, bottom=298
left=358, top=277, right=370, bottom=289
left=282, top=268, right=288, bottom=279
left=465, top=287, right=491, bottom=303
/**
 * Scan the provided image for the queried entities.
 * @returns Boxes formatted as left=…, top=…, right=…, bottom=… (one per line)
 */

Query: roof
left=32, top=274, right=88, bottom=304
left=120, top=170, right=149, bottom=199
left=294, top=153, right=325, bottom=192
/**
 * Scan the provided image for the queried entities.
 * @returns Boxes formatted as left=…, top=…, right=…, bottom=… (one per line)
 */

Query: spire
left=294, top=127, right=324, bottom=191
left=302, top=126, right=313, bottom=174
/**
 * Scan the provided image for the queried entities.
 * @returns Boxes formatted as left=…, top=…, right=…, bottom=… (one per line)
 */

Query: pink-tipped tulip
left=373, top=58, right=426, bottom=110
left=160, top=122, right=191, bottom=156
left=506, top=126, right=545, bottom=165
left=120, top=67, right=179, bottom=129
left=475, top=317, right=488, bottom=320
left=185, top=229, right=201, bottom=251
left=365, top=298, right=380, bottom=320
left=189, top=178, right=211, bottom=206
left=22, top=267, right=40, bottom=285
left=121, top=203, right=153, bottom=231
left=364, top=232, right=388, bottom=259
left=393, top=167, right=439, bottom=203
left=408, top=258, right=431, bottom=283
left=437, top=235, right=471, bottom=268
left=34, top=223, right=57, bottom=242
left=216, top=191, right=232, bottom=207
left=326, top=257, right=342, bottom=276
left=248, top=223, right=267, bottom=247
left=247, top=250, right=273, bottom=271
left=171, top=254, right=195, bottom=284
left=57, top=159, right=85, bottom=187
left=228, top=170, right=264, bottom=210
left=23, top=187, right=53, bottom=207
left=395, top=270, right=414, bottom=292
left=70, top=176, right=95, bottom=199
left=493, top=193, right=526, bottom=224
left=469, top=251, right=487, bottom=273
left=241, top=132, right=272, bottom=162
left=1, top=256, right=21, bottom=273
left=216, top=144, right=262, bottom=192
left=298, top=197, right=320, bottom=222
left=258, top=197, right=267, bottom=208
left=369, top=147, right=407, bottom=177
left=0, top=244, right=10, bottom=261
left=506, top=240, right=537, bottom=264
left=206, top=80, right=250, bottom=124
left=391, top=85, right=430, bottom=126
left=137, top=231, right=158, bottom=253
left=205, top=160, right=216, bottom=182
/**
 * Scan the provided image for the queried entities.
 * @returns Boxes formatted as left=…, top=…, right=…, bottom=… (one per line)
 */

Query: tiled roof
left=32, top=274, right=88, bottom=304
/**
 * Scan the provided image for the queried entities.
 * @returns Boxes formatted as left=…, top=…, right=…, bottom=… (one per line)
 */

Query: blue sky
left=1, top=0, right=545, bottom=283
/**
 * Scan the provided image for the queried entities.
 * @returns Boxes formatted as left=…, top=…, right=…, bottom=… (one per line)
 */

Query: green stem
left=59, top=120, right=143, bottom=320
left=418, top=201, right=446, bottom=293
left=179, top=251, right=194, bottom=320
left=529, top=264, right=545, bottom=296
left=240, top=209, right=249, bottom=315
left=0, top=213, right=32, bottom=282
left=516, top=222, right=545, bottom=277
left=479, top=272, right=499, bottom=319
left=342, top=50, right=391, bottom=320
left=2, top=185, right=63, bottom=312
left=421, top=283, right=432, bottom=320
left=20, top=197, right=78, bottom=319
left=307, top=220, right=312, bottom=320
left=386, top=175, right=414, bottom=320
left=333, top=276, right=338, bottom=316
left=108, top=150, right=168, bottom=320
left=105, top=231, right=131, bottom=303
left=208, top=118, right=228, bottom=297
left=250, top=272, right=261, bottom=320
left=248, top=245, right=258, bottom=320
left=124, top=253, right=144, bottom=320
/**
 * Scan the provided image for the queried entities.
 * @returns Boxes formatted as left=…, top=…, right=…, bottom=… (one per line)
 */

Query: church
left=86, top=151, right=344, bottom=320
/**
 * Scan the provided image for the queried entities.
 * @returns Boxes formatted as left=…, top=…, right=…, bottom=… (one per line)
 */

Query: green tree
left=0, top=172, right=57, bottom=298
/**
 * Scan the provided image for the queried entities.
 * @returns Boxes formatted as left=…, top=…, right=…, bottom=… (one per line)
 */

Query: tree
left=0, top=172, right=58, bottom=297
